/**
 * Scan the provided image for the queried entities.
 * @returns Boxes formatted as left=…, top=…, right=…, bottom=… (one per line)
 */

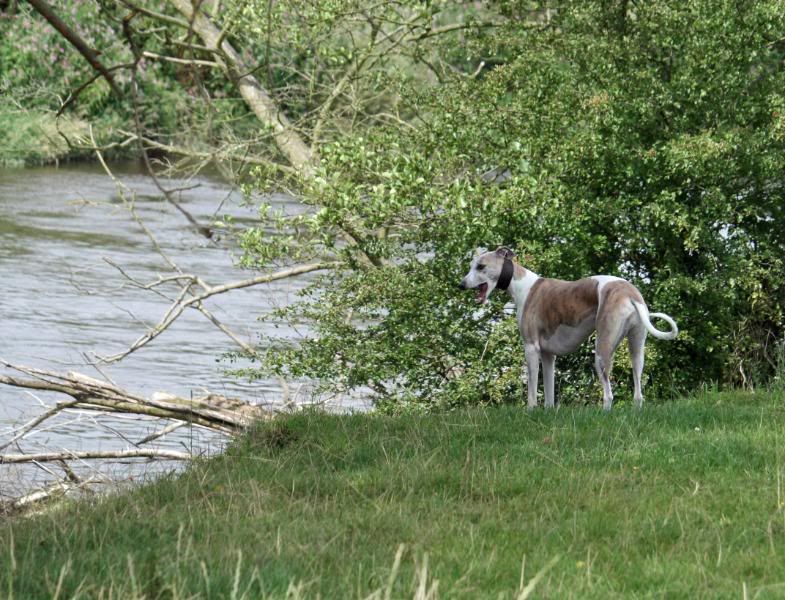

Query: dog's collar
left=497, top=258, right=514, bottom=291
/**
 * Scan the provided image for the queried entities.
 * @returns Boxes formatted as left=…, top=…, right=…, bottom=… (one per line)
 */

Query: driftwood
left=0, top=360, right=277, bottom=513
left=0, top=449, right=193, bottom=465
left=0, top=361, right=272, bottom=463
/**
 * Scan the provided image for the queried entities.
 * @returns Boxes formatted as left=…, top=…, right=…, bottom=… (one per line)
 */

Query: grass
left=0, top=108, right=90, bottom=166
left=3, top=391, right=785, bottom=598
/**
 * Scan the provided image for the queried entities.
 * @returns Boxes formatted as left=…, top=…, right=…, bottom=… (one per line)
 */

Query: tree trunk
left=168, top=0, right=316, bottom=174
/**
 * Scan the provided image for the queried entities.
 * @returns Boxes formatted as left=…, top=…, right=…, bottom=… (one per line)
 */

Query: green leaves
left=241, top=0, right=785, bottom=407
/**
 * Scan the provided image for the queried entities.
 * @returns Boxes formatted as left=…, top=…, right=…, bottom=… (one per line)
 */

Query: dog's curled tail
left=631, top=300, right=679, bottom=340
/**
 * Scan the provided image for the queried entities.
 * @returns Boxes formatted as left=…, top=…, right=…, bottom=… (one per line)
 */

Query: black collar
left=497, top=258, right=514, bottom=291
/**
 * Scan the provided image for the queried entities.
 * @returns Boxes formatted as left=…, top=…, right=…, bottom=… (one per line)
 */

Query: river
left=0, top=162, right=363, bottom=499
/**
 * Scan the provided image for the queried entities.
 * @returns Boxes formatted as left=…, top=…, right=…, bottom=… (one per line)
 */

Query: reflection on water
left=0, top=162, right=364, bottom=497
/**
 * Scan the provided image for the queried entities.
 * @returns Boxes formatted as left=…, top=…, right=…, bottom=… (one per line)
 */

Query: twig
left=0, top=400, right=79, bottom=452
left=141, top=50, right=220, bottom=68
left=136, top=422, right=187, bottom=446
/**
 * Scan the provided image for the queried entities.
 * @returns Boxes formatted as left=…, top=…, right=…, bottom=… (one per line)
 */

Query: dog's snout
left=458, top=280, right=467, bottom=290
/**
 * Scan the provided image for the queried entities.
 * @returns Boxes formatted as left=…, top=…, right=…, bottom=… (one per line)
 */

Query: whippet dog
left=459, top=247, right=678, bottom=410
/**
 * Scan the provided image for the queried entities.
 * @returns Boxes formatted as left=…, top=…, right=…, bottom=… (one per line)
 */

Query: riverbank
left=0, top=162, right=334, bottom=501
left=2, top=391, right=785, bottom=598
left=0, top=109, right=94, bottom=167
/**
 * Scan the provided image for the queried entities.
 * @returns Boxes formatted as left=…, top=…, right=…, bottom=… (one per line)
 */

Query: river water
left=0, top=162, right=363, bottom=498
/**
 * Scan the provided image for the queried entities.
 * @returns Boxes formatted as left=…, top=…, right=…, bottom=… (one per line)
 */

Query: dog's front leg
left=524, top=343, right=540, bottom=409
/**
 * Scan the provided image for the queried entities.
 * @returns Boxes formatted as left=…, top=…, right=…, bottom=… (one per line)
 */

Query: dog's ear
left=495, top=246, right=516, bottom=260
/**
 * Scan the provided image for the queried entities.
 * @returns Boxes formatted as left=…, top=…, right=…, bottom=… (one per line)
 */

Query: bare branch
left=168, top=0, right=317, bottom=174
left=26, top=0, right=122, bottom=96
left=0, top=399, right=79, bottom=452
left=0, top=363, right=271, bottom=433
left=192, top=301, right=259, bottom=358
left=57, top=62, right=135, bottom=117
left=99, top=261, right=341, bottom=364
left=141, top=50, right=220, bottom=68
left=1, top=449, right=193, bottom=464
left=115, top=130, right=297, bottom=175
left=136, top=422, right=187, bottom=446
left=118, top=0, right=191, bottom=29
left=7, top=476, right=106, bottom=513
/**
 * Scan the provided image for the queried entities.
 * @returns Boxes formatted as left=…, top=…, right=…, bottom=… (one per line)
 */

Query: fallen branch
left=0, top=360, right=277, bottom=508
left=0, top=449, right=193, bottom=465
left=0, top=398, right=78, bottom=452
left=7, top=475, right=103, bottom=511
left=0, top=362, right=271, bottom=436
left=136, top=421, right=187, bottom=446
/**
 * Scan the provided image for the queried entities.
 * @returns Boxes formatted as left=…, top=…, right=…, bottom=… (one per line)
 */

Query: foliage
left=0, top=2, right=123, bottom=155
left=241, top=0, right=785, bottom=407
left=0, top=1, right=196, bottom=163
left=4, top=393, right=785, bottom=597
left=0, top=108, right=89, bottom=166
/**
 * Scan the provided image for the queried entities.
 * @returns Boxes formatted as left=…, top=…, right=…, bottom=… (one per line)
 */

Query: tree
left=241, top=0, right=785, bottom=407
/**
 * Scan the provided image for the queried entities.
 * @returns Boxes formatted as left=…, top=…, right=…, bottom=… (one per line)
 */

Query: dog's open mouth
left=475, top=282, right=489, bottom=304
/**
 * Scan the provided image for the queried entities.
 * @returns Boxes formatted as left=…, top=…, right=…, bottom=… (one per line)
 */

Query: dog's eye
left=476, top=264, right=485, bottom=271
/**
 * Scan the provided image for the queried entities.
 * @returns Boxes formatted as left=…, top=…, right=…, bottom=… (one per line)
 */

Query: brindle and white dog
left=459, top=247, right=678, bottom=410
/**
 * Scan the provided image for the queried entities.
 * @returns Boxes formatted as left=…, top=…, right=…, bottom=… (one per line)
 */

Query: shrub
left=241, top=0, right=785, bottom=408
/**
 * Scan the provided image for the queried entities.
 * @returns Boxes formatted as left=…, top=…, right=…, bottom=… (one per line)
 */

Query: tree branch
left=118, top=0, right=191, bottom=29
left=26, top=0, right=122, bottom=97
left=119, top=14, right=215, bottom=240
left=115, top=130, right=297, bottom=175
left=135, top=421, right=187, bottom=446
left=141, top=50, right=220, bottom=68
left=0, top=363, right=271, bottom=433
left=98, top=261, right=340, bottom=364
left=167, top=0, right=316, bottom=174
left=0, top=399, right=78, bottom=452
left=1, top=449, right=193, bottom=464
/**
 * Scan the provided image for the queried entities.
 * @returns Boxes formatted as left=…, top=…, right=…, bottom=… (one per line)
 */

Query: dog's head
left=459, top=246, right=516, bottom=304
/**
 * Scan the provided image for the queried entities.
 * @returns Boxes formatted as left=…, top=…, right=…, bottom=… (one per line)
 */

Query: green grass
left=0, top=109, right=90, bottom=166
left=4, top=391, right=785, bottom=598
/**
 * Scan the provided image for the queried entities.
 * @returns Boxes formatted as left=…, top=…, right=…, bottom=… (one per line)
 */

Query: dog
left=459, top=247, right=678, bottom=410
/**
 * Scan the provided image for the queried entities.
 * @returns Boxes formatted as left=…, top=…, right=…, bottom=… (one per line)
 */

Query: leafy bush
left=242, top=0, right=785, bottom=408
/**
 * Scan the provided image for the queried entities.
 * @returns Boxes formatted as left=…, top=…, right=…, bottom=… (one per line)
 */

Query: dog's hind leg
left=595, top=318, right=626, bottom=411
left=628, top=326, right=648, bottom=409
left=594, top=350, right=614, bottom=411
left=542, top=352, right=556, bottom=408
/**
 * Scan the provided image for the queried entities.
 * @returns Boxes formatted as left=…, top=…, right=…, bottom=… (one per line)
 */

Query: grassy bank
left=3, top=391, right=785, bottom=598
left=0, top=109, right=92, bottom=167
